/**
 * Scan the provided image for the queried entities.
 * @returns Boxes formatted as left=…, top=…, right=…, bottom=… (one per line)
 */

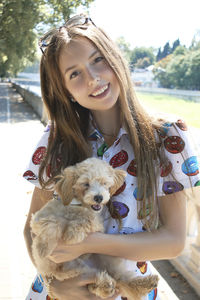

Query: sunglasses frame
left=38, top=14, right=95, bottom=55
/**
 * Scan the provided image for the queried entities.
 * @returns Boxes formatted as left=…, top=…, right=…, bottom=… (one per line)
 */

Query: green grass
left=136, top=92, right=200, bottom=128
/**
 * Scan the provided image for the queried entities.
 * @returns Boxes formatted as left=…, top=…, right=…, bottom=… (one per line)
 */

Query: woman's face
left=59, top=37, right=120, bottom=111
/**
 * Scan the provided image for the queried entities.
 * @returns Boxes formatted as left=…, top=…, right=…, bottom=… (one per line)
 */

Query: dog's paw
left=88, top=271, right=116, bottom=299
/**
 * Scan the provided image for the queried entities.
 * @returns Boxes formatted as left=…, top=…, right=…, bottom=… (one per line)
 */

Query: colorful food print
left=137, top=261, right=148, bottom=274
left=127, top=159, right=137, bottom=176
left=97, top=142, right=108, bottom=157
left=181, top=156, right=199, bottom=176
left=32, top=146, right=47, bottom=165
left=113, top=181, right=126, bottom=196
left=23, top=170, right=38, bottom=181
left=109, top=201, right=129, bottom=219
left=160, top=161, right=172, bottom=177
left=109, top=150, right=128, bottom=168
left=175, top=119, right=188, bottom=131
left=32, top=275, right=43, bottom=293
left=164, top=136, right=185, bottom=154
left=162, top=181, right=184, bottom=194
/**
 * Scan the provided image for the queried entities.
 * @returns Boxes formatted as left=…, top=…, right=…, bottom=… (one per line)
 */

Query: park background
left=0, top=0, right=200, bottom=299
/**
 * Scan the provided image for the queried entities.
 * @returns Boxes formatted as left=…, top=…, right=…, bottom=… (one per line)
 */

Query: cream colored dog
left=31, top=158, right=158, bottom=299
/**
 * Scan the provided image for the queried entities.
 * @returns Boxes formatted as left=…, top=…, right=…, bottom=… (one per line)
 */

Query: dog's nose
left=94, top=195, right=103, bottom=203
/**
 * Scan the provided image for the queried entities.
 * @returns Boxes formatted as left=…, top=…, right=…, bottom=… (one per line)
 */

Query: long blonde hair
left=39, top=17, right=163, bottom=230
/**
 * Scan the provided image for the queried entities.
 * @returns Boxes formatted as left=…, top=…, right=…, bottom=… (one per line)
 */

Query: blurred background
left=0, top=1, right=200, bottom=299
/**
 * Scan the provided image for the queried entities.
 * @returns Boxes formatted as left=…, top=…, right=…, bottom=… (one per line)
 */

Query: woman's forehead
left=59, top=37, right=99, bottom=74
left=61, top=37, right=98, bottom=61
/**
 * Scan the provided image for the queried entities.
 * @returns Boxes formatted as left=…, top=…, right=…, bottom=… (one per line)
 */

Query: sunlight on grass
left=136, top=92, right=200, bottom=128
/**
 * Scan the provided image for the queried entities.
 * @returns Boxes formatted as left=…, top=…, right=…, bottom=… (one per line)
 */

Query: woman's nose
left=86, top=68, right=100, bottom=86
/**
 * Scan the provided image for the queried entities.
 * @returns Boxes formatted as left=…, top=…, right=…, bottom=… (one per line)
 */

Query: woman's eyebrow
left=64, top=50, right=99, bottom=74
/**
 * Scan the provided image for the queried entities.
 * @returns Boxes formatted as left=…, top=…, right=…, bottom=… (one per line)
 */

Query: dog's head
left=55, top=158, right=126, bottom=212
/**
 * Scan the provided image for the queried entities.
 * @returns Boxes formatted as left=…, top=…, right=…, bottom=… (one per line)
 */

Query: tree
left=162, top=42, right=171, bottom=58
left=156, top=48, right=162, bottom=62
left=171, top=39, right=180, bottom=52
left=130, top=47, right=155, bottom=70
left=115, top=36, right=132, bottom=64
left=0, top=0, right=94, bottom=77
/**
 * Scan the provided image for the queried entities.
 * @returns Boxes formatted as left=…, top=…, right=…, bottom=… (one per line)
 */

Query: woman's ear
left=55, top=166, right=78, bottom=205
left=110, top=169, right=127, bottom=196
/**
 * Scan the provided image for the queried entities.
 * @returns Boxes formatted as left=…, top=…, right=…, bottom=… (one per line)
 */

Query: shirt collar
left=88, top=114, right=128, bottom=142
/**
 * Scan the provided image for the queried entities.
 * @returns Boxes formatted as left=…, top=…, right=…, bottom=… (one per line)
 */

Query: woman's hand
left=48, top=273, right=120, bottom=300
left=48, top=239, right=87, bottom=263
left=48, top=232, right=99, bottom=263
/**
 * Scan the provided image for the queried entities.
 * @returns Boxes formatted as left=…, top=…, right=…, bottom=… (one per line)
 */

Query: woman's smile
left=90, top=83, right=110, bottom=98
left=59, top=37, right=120, bottom=111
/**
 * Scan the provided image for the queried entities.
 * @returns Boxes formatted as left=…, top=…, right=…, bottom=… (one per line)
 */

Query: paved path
left=0, top=82, right=199, bottom=300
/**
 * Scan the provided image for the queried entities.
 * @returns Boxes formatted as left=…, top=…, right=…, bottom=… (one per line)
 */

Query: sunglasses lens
left=65, top=14, right=87, bottom=27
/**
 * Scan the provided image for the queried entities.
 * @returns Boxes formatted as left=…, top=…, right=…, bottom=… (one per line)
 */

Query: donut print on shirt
left=109, top=150, right=128, bottom=168
left=113, top=181, right=126, bottom=196
left=127, top=159, right=137, bottom=176
left=181, top=156, right=199, bottom=176
left=109, top=201, right=129, bottom=219
left=160, top=161, right=173, bottom=177
left=148, top=288, right=158, bottom=300
left=23, top=170, right=38, bottom=181
left=137, top=261, right=148, bottom=274
left=175, top=119, right=188, bottom=131
left=162, top=181, right=184, bottom=194
left=31, top=275, right=43, bottom=293
left=32, top=146, right=47, bottom=165
left=164, top=136, right=185, bottom=154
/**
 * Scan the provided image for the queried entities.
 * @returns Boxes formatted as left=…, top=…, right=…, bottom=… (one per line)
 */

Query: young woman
left=23, top=14, right=200, bottom=300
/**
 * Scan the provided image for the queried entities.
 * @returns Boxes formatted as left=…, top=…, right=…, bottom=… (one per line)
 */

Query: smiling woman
left=59, top=38, right=120, bottom=112
left=23, top=13, right=200, bottom=300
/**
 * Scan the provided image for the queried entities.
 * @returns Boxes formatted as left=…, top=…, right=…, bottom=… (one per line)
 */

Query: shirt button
left=104, top=152, right=110, bottom=159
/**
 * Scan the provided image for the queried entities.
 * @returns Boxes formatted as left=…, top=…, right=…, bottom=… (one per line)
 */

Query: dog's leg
left=116, top=274, right=159, bottom=300
left=87, top=270, right=117, bottom=299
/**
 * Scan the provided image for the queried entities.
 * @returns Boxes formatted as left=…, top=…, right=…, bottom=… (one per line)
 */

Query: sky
left=77, top=0, right=200, bottom=50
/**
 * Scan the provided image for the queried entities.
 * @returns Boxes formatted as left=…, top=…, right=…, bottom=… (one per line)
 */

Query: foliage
left=156, top=39, right=180, bottom=61
left=116, top=36, right=132, bottom=64
left=130, top=47, right=155, bottom=70
left=154, top=46, right=200, bottom=90
left=0, top=0, right=40, bottom=77
left=0, top=0, right=94, bottom=77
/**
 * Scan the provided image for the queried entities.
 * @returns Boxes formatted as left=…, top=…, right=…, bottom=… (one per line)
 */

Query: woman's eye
left=70, top=70, right=80, bottom=80
left=94, top=56, right=104, bottom=63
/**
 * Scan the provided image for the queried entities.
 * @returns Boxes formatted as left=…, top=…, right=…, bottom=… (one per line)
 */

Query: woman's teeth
left=91, top=84, right=108, bottom=96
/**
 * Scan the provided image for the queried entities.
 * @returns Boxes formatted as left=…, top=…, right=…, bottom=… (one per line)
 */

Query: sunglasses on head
left=38, top=14, right=95, bottom=55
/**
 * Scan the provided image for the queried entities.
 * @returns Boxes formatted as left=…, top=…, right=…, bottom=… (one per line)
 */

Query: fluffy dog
left=31, top=158, right=158, bottom=299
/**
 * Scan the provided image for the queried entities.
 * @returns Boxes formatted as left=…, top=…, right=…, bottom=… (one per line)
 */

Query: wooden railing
left=170, top=186, right=200, bottom=297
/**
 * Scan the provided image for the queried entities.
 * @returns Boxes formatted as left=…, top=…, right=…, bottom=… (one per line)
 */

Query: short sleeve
left=157, top=120, right=200, bottom=196
left=22, top=124, right=51, bottom=189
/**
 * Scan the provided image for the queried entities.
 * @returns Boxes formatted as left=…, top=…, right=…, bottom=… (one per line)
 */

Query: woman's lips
left=90, top=83, right=110, bottom=99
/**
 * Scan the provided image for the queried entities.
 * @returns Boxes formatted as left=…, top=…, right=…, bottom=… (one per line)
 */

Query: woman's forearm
left=83, top=227, right=186, bottom=261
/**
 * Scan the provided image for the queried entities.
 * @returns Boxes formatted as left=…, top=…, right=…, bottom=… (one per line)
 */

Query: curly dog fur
left=31, top=158, right=158, bottom=299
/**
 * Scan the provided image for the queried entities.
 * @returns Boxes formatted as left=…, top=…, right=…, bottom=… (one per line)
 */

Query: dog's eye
left=84, top=183, right=90, bottom=188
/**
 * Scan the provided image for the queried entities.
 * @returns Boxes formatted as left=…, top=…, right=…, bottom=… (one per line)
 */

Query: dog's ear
left=55, top=166, right=78, bottom=205
left=110, top=169, right=127, bottom=196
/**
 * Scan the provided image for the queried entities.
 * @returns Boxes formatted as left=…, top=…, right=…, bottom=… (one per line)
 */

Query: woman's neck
left=91, top=103, right=121, bottom=137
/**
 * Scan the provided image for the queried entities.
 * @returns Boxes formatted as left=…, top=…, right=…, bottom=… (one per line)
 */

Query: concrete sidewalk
left=0, top=82, right=199, bottom=300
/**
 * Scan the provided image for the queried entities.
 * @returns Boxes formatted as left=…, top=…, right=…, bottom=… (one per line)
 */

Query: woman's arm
left=23, top=186, right=54, bottom=266
left=85, top=189, right=187, bottom=261
left=49, top=189, right=189, bottom=263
